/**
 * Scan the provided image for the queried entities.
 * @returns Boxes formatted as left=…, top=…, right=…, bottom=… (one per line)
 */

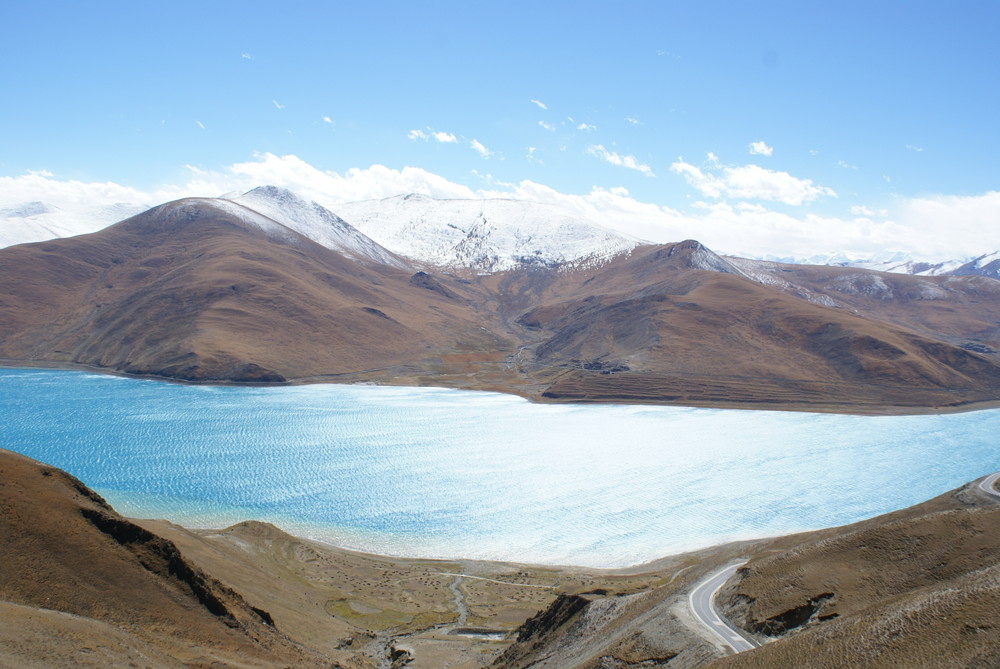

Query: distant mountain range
left=776, top=249, right=1000, bottom=280
left=2, top=188, right=1000, bottom=412
left=3, top=186, right=997, bottom=278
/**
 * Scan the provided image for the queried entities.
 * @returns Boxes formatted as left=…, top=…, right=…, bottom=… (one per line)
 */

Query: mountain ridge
left=3, top=196, right=1000, bottom=412
left=4, top=186, right=1000, bottom=282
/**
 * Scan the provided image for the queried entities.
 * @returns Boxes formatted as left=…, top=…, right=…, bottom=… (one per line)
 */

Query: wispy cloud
left=906, top=144, right=925, bottom=152
left=408, top=128, right=458, bottom=143
left=587, top=145, right=655, bottom=177
left=272, top=100, right=286, bottom=110
left=241, top=53, right=253, bottom=60
left=322, top=116, right=333, bottom=124
left=850, top=205, right=888, bottom=217
left=530, top=99, right=548, bottom=110
left=748, top=141, right=773, bottom=156
left=538, top=120, right=556, bottom=132
left=837, top=160, right=859, bottom=170
left=195, top=120, right=205, bottom=130
left=526, top=146, right=542, bottom=164
left=671, top=156, right=835, bottom=205
left=470, top=139, right=493, bottom=159
left=625, top=116, right=641, bottom=125
left=576, top=122, right=597, bottom=131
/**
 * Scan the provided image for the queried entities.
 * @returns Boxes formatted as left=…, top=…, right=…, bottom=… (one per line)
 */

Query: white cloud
left=748, top=141, right=773, bottom=156
left=576, top=122, right=597, bottom=131
left=470, top=139, right=493, bottom=159
left=409, top=128, right=458, bottom=143
left=530, top=99, right=548, bottom=110
left=195, top=120, right=205, bottom=130
left=670, top=159, right=835, bottom=206
left=538, top=120, right=556, bottom=132
left=906, top=144, right=924, bottom=152
left=322, top=116, right=333, bottom=124
left=5, top=154, right=999, bottom=262
left=837, top=160, right=858, bottom=170
left=241, top=53, right=253, bottom=60
left=0, top=171, right=152, bottom=213
left=586, top=145, right=655, bottom=177
left=526, top=147, right=542, bottom=164
left=272, top=100, right=285, bottom=110
left=850, top=205, right=888, bottom=217
left=895, top=191, right=1000, bottom=258
left=625, top=116, right=641, bottom=125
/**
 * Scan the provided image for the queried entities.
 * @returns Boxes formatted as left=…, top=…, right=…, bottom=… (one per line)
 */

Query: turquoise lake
left=2, top=367, right=998, bottom=567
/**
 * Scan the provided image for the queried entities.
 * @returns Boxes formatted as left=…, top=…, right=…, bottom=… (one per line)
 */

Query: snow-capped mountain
left=774, top=250, right=1000, bottom=280
left=229, top=186, right=408, bottom=268
left=334, top=193, right=641, bottom=273
left=948, top=251, right=1000, bottom=279
left=0, top=201, right=146, bottom=249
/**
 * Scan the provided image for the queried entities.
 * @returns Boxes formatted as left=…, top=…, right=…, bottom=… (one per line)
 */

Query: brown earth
left=492, top=475, right=1000, bottom=669
left=705, top=480, right=1000, bottom=669
left=0, top=448, right=333, bottom=667
left=2, top=199, right=1000, bottom=412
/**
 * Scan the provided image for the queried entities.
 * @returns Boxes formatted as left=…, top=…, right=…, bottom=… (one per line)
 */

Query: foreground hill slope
left=0, top=449, right=333, bottom=668
left=493, top=474, right=1000, bottom=669
left=707, top=478, right=1000, bottom=668
left=2, top=197, right=1000, bottom=411
left=4, top=449, right=999, bottom=668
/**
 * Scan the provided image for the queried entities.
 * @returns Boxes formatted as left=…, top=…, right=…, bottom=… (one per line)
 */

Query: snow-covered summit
left=229, top=186, right=408, bottom=268
left=333, top=194, right=640, bottom=273
left=768, top=249, right=1000, bottom=280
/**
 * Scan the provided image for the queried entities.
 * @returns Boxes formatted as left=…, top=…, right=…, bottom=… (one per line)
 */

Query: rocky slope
left=706, top=478, right=1000, bottom=668
left=0, top=449, right=333, bottom=668
left=493, top=473, right=1000, bottom=669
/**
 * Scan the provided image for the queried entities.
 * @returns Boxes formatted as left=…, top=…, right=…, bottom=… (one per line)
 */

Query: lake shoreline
left=4, top=358, right=1000, bottom=417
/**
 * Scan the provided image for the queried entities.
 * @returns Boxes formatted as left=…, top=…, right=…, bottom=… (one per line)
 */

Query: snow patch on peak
left=229, top=187, right=408, bottom=268
left=0, top=201, right=57, bottom=218
left=334, top=195, right=640, bottom=273
left=169, top=198, right=302, bottom=244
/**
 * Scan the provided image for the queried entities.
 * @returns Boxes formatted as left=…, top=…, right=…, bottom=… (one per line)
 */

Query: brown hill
left=706, top=479, right=1000, bottom=668
left=0, top=198, right=508, bottom=382
left=0, top=448, right=334, bottom=667
left=2, top=199, right=1000, bottom=412
left=491, top=473, right=1000, bottom=669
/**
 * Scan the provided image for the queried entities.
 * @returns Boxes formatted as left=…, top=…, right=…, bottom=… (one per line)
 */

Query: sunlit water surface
left=3, top=368, right=998, bottom=567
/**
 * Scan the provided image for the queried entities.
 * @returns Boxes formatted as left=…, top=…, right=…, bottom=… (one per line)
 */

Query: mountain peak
left=228, top=187, right=408, bottom=268
left=335, top=194, right=640, bottom=273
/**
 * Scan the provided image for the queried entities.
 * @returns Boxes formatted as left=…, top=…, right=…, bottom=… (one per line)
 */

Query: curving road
left=978, top=471, right=1000, bottom=499
left=688, top=562, right=759, bottom=653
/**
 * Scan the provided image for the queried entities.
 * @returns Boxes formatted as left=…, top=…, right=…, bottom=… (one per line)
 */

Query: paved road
left=978, top=471, right=1000, bottom=499
left=688, top=563, right=759, bottom=653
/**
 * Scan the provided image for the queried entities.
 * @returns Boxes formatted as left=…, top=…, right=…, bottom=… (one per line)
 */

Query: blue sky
left=2, top=1, right=999, bottom=259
